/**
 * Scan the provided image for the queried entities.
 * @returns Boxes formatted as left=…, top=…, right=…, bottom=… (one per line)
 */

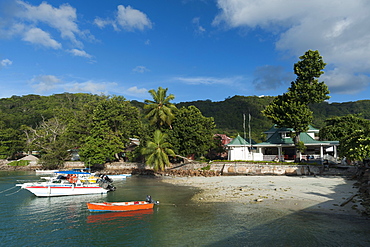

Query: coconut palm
left=141, top=130, right=175, bottom=171
left=144, top=87, right=177, bottom=129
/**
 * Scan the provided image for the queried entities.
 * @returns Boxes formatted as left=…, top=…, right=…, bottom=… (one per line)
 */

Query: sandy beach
left=162, top=175, right=365, bottom=216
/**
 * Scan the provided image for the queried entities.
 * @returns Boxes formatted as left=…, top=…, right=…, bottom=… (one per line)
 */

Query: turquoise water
left=1, top=171, right=369, bottom=246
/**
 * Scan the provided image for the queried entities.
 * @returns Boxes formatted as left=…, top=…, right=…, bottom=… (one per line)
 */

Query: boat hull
left=18, top=184, right=109, bottom=197
left=108, top=175, right=129, bottom=180
left=87, top=201, right=154, bottom=212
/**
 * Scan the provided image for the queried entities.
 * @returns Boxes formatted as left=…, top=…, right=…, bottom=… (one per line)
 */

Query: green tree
left=319, top=114, right=370, bottom=141
left=144, top=87, right=177, bottom=129
left=79, top=96, right=142, bottom=165
left=263, top=50, right=330, bottom=161
left=24, top=117, right=69, bottom=168
left=340, top=129, right=370, bottom=163
left=167, top=106, right=216, bottom=159
left=141, top=129, right=175, bottom=171
left=319, top=114, right=370, bottom=159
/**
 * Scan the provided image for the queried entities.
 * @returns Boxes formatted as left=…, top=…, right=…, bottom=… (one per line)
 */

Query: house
left=226, top=134, right=263, bottom=161
left=253, top=125, right=339, bottom=161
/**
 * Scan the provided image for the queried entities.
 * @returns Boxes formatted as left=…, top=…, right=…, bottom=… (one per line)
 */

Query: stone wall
left=98, top=161, right=356, bottom=176
left=0, top=159, right=357, bottom=176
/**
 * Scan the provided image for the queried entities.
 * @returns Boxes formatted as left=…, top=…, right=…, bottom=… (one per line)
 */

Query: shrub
left=8, top=160, right=30, bottom=166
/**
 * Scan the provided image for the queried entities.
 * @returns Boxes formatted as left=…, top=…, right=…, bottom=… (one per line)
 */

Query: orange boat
left=87, top=196, right=159, bottom=212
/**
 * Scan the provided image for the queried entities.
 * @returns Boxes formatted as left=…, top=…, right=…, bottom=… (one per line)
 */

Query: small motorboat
left=105, top=174, right=131, bottom=180
left=35, top=169, right=59, bottom=174
left=87, top=195, right=159, bottom=212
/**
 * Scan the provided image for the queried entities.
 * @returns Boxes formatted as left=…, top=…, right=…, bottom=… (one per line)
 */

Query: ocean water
left=1, top=171, right=369, bottom=247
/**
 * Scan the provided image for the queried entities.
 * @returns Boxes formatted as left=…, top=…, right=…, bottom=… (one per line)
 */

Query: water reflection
left=87, top=209, right=154, bottom=224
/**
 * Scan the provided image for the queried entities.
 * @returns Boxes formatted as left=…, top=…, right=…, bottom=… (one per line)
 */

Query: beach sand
left=162, top=175, right=365, bottom=216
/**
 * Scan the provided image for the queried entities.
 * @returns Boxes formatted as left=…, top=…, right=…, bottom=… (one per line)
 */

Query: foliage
left=319, top=114, right=370, bottom=159
left=2, top=91, right=370, bottom=164
left=177, top=96, right=275, bottom=142
left=166, top=106, right=216, bottom=159
left=23, top=117, right=69, bottom=168
left=262, top=50, right=329, bottom=160
left=319, top=114, right=370, bottom=141
left=144, top=87, right=177, bottom=129
left=79, top=96, right=142, bottom=165
left=141, top=130, right=175, bottom=171
left=8, top=160, right=29, bottom=166
left=0, top=125, right=24, bottom=159
left=200, top=165, right=211, bottom=170
left=340, top=129, right=370, bottom=161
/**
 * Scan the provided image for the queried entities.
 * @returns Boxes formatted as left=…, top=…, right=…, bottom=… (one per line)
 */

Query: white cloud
left=17, top=1, right=83, bottom=46
left=0, top=1, right=91, bottom=52
left=94, top=18, right=109, bottom=28
left=174, top=76, right=243, bottom=85
left=322, top=68, right=369, bottom=95
left=213, top=0, right=370, bottom=94
left=67, top=49, right=92, bottom=59
left=193, top=17, right=206, bottom=34
left=22, top=27, right=62, bottom=49
left=94, top=5, right=152, bottom=32
left=127, top=86, right=147, bottom=95
left=31, top=75, right=62, bottom=92
left=133, top=66, right=150, bottom=73
left=1, top=59, right=12, bottom=67
left=67, top=81, right=118, bottom=94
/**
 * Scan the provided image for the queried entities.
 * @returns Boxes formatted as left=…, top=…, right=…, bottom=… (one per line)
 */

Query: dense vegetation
left=1, top=92, right=370, bottom=167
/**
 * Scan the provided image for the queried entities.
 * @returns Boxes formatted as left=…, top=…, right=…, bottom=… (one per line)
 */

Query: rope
left=0, top=186, right=17, bottom=194
left=5, top=187, right=23, bottom=196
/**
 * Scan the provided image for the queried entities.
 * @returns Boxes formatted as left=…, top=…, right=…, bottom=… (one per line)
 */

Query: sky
left=1, top=0, right=370, bottom=104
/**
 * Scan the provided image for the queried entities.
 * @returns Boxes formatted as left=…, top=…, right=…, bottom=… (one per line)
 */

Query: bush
left=8, top=160, right=30, bottom=166
left=200, top=165, right=211, bottom=170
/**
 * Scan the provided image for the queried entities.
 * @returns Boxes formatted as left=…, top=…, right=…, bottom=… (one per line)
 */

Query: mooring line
left=0, top=186, right=17, bottom=194
left=5, top=187, right=22, bottom=196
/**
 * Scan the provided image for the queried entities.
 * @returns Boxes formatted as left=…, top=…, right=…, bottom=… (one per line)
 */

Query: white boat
left=16, top=171, right=115, bottom=197
left=35, top=169, right=59, bottom=174
left=106, top=174, right=132, bottom=180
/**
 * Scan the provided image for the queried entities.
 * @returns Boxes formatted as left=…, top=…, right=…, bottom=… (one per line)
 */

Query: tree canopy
left=167, top=106, right=216, bottom=159
left=144, top=87, right=177, bottom=129
left=141, top=129, right=175, bottom=171
left=319, top=114, right=370, bottom=161
left=262, top=50, right=330, bottom=160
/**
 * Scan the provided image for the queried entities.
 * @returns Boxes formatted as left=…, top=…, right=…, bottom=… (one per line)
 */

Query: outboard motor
left=146, top=195, right=159, bottom=205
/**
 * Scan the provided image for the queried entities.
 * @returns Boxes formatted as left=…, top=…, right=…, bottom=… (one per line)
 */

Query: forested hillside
left=177, top=96, right=370, bottom=141
left=1, top=93, right=370, bottom=162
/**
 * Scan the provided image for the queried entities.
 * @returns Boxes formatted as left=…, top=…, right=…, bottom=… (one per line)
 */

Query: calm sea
left=1, top=171, right=369, bottom=247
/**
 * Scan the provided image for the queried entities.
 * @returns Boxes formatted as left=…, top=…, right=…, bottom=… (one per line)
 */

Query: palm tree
left=144, top=87, right=177, bottom=129
left=141, top=130, right=175, bottom=171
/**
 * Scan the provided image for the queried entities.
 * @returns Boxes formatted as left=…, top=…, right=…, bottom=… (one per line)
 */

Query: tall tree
left=263, top=50, right=330, bottom=161
left=167, top=106, right=216, bottom=159
left=79, top=96, right=142, bottom=165
left=141, top=129, right=175, bottom=171
left=144, top=87, right=177, bottom=129
left=24, top=117, right=69, bottom=168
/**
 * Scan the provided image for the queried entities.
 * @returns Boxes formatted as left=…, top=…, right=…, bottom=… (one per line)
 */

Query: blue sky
left=1, top=0, right=370, bottom=103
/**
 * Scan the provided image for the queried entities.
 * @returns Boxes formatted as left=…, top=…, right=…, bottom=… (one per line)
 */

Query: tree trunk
left=294, top=133, right=301, bottom=162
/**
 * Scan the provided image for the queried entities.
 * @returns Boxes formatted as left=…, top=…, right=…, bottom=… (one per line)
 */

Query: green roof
left=227, top=135, right=250, bottom=146
left=264, top=125, right=319, bottom=133
left=257, top=132, right=321, bottom=145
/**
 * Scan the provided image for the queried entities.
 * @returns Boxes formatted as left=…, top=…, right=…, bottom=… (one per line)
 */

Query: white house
left=226, top=135, right=263, bottom=161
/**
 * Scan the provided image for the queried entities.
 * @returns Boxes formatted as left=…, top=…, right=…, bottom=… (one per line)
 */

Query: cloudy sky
left=1, top=0, right=370, bottom=103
